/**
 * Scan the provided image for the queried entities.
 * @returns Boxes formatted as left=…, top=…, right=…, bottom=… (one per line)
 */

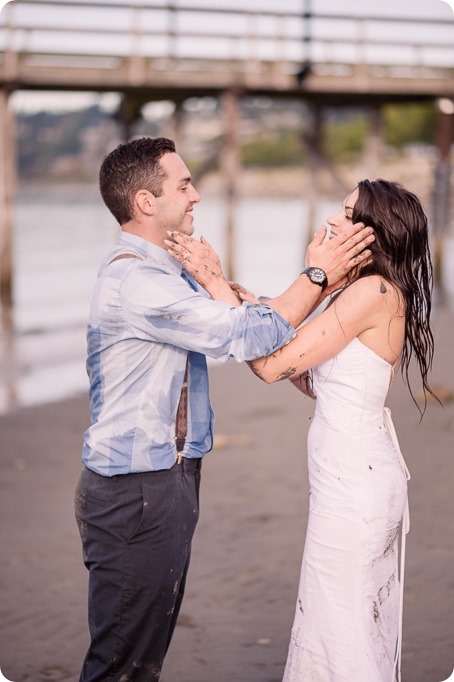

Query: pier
left=1, top=0, right=453, bottom=304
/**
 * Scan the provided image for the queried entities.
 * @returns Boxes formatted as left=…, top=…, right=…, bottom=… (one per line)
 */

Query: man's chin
left=181, top=221, right=195, bottom=236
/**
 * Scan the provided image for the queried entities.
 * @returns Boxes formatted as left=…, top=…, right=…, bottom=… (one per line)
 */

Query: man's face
left=154, top=153, right=201, bottom=238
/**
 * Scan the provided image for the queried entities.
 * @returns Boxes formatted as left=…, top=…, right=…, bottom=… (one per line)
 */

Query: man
left=74, top=136, right=373, bottom=681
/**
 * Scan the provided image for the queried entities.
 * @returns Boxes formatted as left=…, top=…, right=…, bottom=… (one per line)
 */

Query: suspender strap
left=108, top=253, right=142, bottom=265
left=175, top=359, right=189, bottom=458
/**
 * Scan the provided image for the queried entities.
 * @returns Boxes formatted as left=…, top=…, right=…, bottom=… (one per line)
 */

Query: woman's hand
left=165, top=232, right=224, bottom=285
left=165, top=232, right=241, bottom=306
left=229, top=282, right=260, bottom=305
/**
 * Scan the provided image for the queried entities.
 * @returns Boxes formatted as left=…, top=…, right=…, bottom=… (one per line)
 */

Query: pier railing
left=1, top=1, right=453, bottom=99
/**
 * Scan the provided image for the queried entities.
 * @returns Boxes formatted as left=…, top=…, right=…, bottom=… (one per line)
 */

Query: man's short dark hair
left=99, top=137, right=176, bottom=225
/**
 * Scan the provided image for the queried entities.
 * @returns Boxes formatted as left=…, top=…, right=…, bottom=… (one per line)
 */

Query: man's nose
left=190, top=186, right=201, bottom=203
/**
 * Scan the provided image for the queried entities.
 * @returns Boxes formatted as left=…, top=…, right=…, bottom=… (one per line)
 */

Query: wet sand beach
left=0, top=308, right=453, bottom=682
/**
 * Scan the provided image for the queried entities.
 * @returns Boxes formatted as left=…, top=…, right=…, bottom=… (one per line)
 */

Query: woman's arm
left=249, top=276, right=399, bottom=383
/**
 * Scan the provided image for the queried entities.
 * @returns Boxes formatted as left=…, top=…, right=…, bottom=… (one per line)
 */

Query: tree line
left=15, top=100, right=437, bottom=180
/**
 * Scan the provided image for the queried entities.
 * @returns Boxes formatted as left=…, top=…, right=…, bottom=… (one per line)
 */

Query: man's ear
left=135, top=189, right=156, bottom=217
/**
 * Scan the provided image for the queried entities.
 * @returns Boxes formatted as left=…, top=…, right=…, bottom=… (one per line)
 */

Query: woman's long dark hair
left=348, top=179, right=436, bottom=414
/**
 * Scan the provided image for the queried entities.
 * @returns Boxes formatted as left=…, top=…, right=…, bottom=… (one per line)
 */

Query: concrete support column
left=0, top=89, right=16, bottom=321
left=221, top=89, right=241, bottom=282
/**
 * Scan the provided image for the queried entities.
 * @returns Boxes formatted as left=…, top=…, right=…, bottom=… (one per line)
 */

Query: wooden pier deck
left=1, top=1, right=453, bottom=102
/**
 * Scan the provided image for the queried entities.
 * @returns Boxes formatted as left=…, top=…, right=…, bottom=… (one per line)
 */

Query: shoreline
left=17, top=150, right=441, bottom=208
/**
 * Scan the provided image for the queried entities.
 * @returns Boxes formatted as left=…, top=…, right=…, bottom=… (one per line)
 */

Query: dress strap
left=383, top=407, right=411, bottom=682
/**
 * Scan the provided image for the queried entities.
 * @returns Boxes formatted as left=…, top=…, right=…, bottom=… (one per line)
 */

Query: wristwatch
left=300, top=267, right=328, bottom=291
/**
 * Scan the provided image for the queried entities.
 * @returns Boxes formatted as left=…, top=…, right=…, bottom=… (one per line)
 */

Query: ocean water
left=1, top=184, right=453, bottom=414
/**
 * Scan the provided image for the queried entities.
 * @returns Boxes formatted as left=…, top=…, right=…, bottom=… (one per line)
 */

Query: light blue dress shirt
left=82, top=232, right=296, bottom=476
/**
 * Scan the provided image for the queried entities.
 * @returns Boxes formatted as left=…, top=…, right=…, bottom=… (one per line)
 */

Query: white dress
left=283, top=337, right=410, bottom=682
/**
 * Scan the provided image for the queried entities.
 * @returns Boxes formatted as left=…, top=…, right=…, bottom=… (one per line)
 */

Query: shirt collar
left=118, top=231, right=182, bottom=276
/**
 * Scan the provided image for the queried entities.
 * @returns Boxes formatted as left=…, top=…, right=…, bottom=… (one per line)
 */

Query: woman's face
left=327, top=188, right=359, bottom=239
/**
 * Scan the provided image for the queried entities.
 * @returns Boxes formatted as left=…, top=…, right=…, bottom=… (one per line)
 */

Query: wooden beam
left=431, top=101, right=454, bottom=302
left=303, top=103, right=322, bottom=253
left=221, top=89, right=241, bottom=282
left=0, top=89, right=15, bottom=320
left=363, top=105, right=383, bottom=179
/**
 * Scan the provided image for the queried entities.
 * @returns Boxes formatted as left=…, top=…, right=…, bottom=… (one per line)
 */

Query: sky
left=0, top=0, right=453, bottom=113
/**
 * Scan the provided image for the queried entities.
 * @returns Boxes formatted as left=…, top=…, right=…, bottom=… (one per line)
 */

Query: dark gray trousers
left=74, top=458, right=201, bottom=681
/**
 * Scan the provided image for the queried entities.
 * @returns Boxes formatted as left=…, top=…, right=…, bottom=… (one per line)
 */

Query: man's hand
left=306, top=223, right=374, bottom=285
left=229, top=282, right=260, bottom=304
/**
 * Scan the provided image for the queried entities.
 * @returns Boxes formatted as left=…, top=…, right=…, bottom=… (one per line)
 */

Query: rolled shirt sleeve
left=121, top=263, right=296, bottom=362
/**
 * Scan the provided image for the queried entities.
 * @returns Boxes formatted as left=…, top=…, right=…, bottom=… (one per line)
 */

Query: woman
left=166, top=179, right=436, bottom=682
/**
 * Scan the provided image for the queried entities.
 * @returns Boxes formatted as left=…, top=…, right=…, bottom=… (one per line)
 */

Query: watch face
left=310, top=268, right=326, bottom=284
left=301, top=267, right=327, bottom=289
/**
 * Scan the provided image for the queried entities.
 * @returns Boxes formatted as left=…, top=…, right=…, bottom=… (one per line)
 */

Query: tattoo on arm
left=277, top=367, right=297, bottom=381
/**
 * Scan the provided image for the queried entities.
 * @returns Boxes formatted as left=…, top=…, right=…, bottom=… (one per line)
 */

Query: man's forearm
left=264, top=274, right=322, bottom=328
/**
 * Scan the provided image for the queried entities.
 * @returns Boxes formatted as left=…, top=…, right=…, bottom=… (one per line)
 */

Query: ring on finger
left=183, top=252, right=190, bottom=260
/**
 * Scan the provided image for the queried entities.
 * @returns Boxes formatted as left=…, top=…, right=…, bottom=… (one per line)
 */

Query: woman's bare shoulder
left=328, top=276, right=404, bottom=331
left=337, top=275, right=402, bottom=309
